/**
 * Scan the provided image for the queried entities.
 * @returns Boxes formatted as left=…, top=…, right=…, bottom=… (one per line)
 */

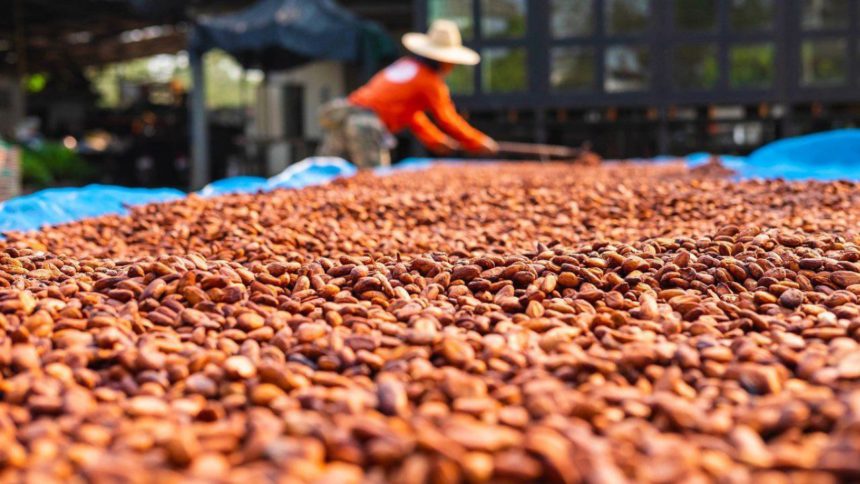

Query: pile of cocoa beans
left=1, top=162, right=859, bottom=483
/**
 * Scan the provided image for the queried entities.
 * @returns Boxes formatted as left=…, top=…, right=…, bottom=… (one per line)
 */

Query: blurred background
left=0, top=0, right=858, bottom=196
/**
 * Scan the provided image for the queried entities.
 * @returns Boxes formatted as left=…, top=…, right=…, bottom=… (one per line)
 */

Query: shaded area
left=190, top=0, right=396, bottom=72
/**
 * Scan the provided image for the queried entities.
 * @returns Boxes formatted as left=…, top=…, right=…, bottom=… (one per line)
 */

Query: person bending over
left=318, top=19, right=498, bottom=168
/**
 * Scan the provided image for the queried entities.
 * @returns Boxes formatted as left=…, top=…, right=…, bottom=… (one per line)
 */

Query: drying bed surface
left=0, top=162, right=859, bottom=483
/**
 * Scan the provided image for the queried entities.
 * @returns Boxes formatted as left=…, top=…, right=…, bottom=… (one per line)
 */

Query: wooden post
left=189, top=48, right=210, bottom=190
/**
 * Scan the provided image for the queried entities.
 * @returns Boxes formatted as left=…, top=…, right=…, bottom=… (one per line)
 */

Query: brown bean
left=224, top=355, right=256, bottom=379
left=2, top=161, right=860, bottom=482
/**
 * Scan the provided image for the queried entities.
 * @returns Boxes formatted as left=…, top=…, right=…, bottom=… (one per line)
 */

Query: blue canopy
left=191, top=0, right=397, bottom=71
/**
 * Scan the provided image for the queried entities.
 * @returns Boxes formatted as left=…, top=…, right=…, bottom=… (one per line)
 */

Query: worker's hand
left=474, top=137, right=499, bottom=155
left=432, top=137, right=461, bottom=156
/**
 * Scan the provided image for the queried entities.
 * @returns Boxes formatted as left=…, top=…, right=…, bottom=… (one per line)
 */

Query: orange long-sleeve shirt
left=349, top=57, right=489, bottom=152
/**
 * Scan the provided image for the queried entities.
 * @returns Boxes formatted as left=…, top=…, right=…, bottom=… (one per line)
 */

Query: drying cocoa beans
left=0, top=162, right=859, bottom=482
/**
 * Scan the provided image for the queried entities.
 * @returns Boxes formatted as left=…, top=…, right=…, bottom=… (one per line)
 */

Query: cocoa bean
left=1, top=162, right=859, bottom=482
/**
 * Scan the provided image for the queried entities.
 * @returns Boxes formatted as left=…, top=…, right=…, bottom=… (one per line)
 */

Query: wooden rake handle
left=496, top=141, right=583, bottom=159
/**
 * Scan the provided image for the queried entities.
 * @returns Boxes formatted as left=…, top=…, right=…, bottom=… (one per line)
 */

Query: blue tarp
left=2, top=130, right=859, bottom=234
left=0, top=185, right=184, bottom=233
left=197, top=176, right=268, bottom=196
left=743, top=129, right=860, bottom=180
left=0, top=157, right=356, bottom=233
left=198, top=157, right=356, bottom=196
left=687, top=129, right=860, bottom=180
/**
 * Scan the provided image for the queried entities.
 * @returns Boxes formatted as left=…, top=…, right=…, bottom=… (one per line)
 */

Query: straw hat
left=402, top=20, right=480, bottom=66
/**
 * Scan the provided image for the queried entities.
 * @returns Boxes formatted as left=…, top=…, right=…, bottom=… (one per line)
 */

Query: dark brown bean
left=1, top=161, right=859, bottom=482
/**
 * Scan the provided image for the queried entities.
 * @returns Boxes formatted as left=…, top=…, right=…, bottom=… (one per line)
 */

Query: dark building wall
left=413, top=0, right=860, bottom=157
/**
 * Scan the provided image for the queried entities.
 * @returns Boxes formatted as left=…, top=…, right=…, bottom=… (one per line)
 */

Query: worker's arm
left=425, top=81, right=492, bottom=153
left=408, top=111, right=459, bottom=154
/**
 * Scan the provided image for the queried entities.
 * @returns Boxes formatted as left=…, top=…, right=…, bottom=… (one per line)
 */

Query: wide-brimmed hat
left=402, top=20, right=480, bottom=66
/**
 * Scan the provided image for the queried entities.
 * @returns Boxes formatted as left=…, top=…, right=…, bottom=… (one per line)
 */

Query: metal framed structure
left=414, top=0, right=860, bottom=109
left=0, top=0, right=258, bottom=74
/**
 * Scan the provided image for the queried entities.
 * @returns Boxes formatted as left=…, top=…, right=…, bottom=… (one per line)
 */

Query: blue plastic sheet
left=0, top=157, right=356, bottom=233
left=686, top=129, right=860, bottom=181
left=0, top=185, right=184, bottom=233
left=198, top=157, right=356, bottom=196
left=197, top=176, right=268, bottom=196
left=3, top=130, right=860, bottom=233
left=267, top=157, right=356, bottom=190
left=743, top=129, right=860, bottom=181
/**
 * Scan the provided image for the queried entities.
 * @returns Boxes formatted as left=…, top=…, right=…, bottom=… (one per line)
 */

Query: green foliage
left=730, top=44, right=774, bottom=88
left=552, top=48, right=595, bottom=91
left=86, top=50, right=261, bottom=109
left=21, top=143, right=95, bottom=188
left=25, top=73, right=48, bottom=93
left=551, top=0, right=594, bottom=37
left=801, top=0, right=849, bottom=30
left=202, top=50, right=261, bottom=108
left=87, top=57, right=156, bottom=107
left=674, top=45, right=719, bottom=89
left=480, top=0, right=527, bottom=38
left=429, top=0, right=474, bottom=39
left=802, top=40, right=847, bottom=85
left=447, top=65, right=475, bottom=95
left=21, top=152, right=54, bottom=186
left=607, top=0, right=650, bottom=34
left=807, top=56, right=844, bottom=83
left=483, top=48, right=527, bottom=93
left=730, top=0, right=774, bottom=31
